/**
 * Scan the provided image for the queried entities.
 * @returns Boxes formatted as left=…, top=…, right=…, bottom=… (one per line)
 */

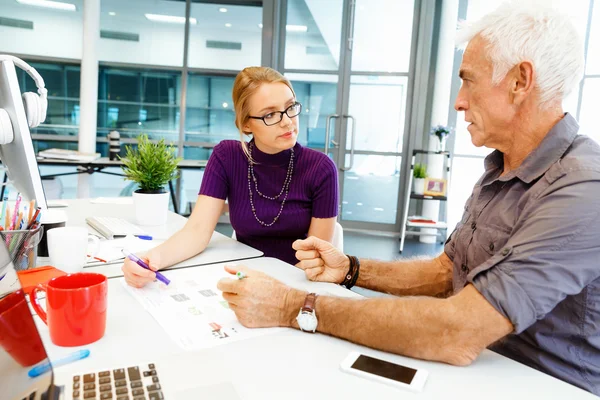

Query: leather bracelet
left=340, top=255, right=355, bottom=287
left=347, top=256, right=360, bottom=289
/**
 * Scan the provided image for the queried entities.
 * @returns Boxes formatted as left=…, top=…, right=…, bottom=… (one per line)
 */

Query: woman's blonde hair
left=232, top=66, right=296, bottom=159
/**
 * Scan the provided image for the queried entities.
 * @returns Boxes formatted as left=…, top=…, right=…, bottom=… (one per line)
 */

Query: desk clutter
left=37, top=148, right=101, bottom=162
left=0, top=191, right=43, bottom=272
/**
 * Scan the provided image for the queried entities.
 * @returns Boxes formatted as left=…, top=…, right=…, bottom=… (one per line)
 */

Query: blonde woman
left=123, top=67, right=339, bottom=288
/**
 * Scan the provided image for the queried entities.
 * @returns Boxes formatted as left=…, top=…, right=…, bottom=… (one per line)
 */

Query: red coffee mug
left=31, top=272, right=108, bottom=347
left=0, top=290, right=47, bottom=367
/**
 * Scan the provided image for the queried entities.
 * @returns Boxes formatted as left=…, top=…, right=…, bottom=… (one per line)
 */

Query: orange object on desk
left=16, top=266, right=67, bottom=296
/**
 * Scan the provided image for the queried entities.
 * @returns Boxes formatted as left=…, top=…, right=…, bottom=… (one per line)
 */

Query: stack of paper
left=38, top=148, right=101, bottom=162
left=87, top=236, right=160, bottom=266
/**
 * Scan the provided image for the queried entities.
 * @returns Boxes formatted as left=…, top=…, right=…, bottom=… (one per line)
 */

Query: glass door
left=282, top=0, right=417, bottom=232
left=337, top=0, right=416, bottom=232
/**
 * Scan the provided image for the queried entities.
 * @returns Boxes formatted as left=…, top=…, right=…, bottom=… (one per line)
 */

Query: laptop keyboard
left=71, top=363, right=163, bottom=400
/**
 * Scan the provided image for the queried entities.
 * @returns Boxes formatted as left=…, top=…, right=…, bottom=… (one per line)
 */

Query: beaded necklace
left=247, top=142, right=295, bottom=227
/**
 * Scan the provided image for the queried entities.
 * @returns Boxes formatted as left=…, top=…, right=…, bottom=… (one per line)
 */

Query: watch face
left=297, top=311, right=318, bottom=332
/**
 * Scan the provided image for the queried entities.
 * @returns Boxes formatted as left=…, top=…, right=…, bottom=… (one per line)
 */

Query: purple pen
left=122, top=249, right=170, bottom=285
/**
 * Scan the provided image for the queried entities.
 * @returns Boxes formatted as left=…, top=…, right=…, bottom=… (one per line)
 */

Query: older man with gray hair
left=217, top=2, right=600, bottom=394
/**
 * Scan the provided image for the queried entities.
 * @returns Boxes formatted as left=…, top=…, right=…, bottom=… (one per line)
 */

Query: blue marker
left=28, top=349, right=90, bottom=378
left=135, top=235, right=166, bottom=241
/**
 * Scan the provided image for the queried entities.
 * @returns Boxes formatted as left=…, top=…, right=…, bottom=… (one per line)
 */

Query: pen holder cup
left=0, top=225, right=44, bottom=271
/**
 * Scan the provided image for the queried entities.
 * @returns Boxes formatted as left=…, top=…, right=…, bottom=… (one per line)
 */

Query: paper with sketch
left=120, top=266, right=283, bottom=350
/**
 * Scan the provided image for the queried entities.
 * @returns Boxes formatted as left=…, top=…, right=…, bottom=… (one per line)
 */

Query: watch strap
left=301, top=293, right=318, bottom=313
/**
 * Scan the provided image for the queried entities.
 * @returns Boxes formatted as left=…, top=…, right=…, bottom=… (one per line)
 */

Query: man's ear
left=512, top=61, right=535, bottom=106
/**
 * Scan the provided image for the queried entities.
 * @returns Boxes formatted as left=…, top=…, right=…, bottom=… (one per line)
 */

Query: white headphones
left=0, top=55, right=48, bottom=145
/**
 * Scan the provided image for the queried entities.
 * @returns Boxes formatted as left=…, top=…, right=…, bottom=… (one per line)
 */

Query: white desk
left=39, top=257, right=595, bottom=400
left=41, top=198, right=263, bottom=278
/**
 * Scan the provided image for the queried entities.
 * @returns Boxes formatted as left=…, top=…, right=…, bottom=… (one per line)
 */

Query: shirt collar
left=483, top=113, right=579, bottom=184
left=249, top=139, right=302, bottom=166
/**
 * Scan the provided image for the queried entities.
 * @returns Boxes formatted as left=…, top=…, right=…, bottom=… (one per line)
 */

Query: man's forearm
left=355, top=254, right=453, bottom=298
left=284, top=286, right=504, bottom=366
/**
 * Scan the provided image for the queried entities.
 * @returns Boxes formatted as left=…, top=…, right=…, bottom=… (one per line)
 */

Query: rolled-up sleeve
left=468, top=175, right=600, bottom=334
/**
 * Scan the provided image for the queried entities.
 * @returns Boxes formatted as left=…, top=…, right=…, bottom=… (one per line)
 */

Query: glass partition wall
left=0, top=0, right=432, bottom=234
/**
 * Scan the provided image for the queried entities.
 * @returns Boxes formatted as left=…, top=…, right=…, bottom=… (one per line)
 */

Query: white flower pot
left=133, top=190, right=169, bottom=226
left=413, top=178, right=425, bottom=195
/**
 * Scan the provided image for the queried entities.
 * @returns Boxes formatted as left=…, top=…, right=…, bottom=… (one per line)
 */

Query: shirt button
left=471, top=222, right=476, bottom=230
left=461, top=264, right=468, bottom=272
left=489, top=243, right=494, bottom=251
left=501, top=248, right=510, bottom=256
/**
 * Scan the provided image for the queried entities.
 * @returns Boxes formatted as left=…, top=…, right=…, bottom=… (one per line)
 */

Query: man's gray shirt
left=445, top=113, right=600, bottom=394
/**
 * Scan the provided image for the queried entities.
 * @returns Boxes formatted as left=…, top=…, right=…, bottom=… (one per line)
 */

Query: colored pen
left=10, top=195, right=21, bottom=230
left=27, top=200, right=34, bottom=224
left=28, top=349, right=90, bottom=378
left=135, top=235, right=167, bottom=241
left=0, top=188, right=8, bottom=227
left=27, top=208, right=41, bottom=230
left=236, top=271, right=246, bottom=280
left=135, top=235, right=154, bottom=240
left=122, top=249, right=170, bottom=285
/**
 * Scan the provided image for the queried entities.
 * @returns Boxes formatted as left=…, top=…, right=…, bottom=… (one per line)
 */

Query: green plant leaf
left=120, top=134, right=182, bottom=192
left=413, top=163, right=428, bottom=179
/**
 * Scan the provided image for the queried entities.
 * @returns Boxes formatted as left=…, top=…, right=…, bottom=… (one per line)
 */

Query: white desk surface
left=39, top=257, right=595, bottom=400
left=42, top=198, right=263, bottom=278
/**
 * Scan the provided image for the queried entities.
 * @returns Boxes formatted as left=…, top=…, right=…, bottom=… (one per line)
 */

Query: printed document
left=121, top=265, right=282, bottom=350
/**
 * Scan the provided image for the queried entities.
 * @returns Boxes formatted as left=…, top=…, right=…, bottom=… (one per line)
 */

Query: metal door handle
left=341, top=115, right=356, bottom=171
left=324, top=114, right=339, bottom=154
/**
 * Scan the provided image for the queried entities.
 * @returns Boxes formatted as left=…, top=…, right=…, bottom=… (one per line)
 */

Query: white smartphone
left=340, top=352, right=428, bottom=392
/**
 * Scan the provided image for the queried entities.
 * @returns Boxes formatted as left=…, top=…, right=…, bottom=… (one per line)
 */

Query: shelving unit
left=399, top=149, right=451, bottom=253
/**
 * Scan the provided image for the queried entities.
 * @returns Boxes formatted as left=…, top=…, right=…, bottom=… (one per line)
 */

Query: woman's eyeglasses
left=249, top=102, right=302, bottom=126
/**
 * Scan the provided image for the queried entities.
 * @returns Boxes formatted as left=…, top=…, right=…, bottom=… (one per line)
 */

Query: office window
left=14, top=61, right=81, bottom=148
left=187, top=2, right=262, bottom=70
left=351, top=0, right=415, bottom=73
left=98, top=67, right=181, bottom=143
left=287, top=73, right=338, bottom=148
left=184, top=73, right=237, bottom=160
left=284, top=0, right=343, bottom=71
left=99, top=0, right=185, bottom=67
left=580, top=3, right=600, bottom=143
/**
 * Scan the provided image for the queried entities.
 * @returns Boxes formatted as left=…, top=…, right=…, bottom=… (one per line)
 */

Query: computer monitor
left=0, top=58, right=47, bottom=209
left=0, top=240, right=56, bottom=400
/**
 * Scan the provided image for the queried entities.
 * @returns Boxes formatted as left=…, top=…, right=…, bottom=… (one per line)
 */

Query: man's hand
left=293, top=236, right=350, bottom=283
left=122, top=249, right=162, bottom=288
left=217, top=265, right=303, bottom=328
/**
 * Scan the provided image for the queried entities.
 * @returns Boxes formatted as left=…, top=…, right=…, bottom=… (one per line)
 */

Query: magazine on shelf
left=38, top=148, right=101, bottom=162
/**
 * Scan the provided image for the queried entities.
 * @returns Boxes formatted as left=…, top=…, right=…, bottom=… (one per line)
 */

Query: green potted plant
left=413, top=163, right=427, bottom=195
left=121, top=134, right=181, bottom=226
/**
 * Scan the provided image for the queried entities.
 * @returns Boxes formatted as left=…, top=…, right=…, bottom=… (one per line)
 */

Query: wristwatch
left=296, top=293, right=318, bottom=333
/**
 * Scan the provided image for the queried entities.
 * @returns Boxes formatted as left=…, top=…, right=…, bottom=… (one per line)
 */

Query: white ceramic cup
left=47, top=227, right=100, bottom=273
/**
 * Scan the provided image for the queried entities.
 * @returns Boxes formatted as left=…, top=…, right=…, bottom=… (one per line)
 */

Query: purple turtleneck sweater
left=199, top=140, right=339, bottom=265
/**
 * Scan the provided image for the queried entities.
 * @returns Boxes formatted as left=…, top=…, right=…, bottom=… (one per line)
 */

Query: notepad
left=17, top=266, right=67, bottom=295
